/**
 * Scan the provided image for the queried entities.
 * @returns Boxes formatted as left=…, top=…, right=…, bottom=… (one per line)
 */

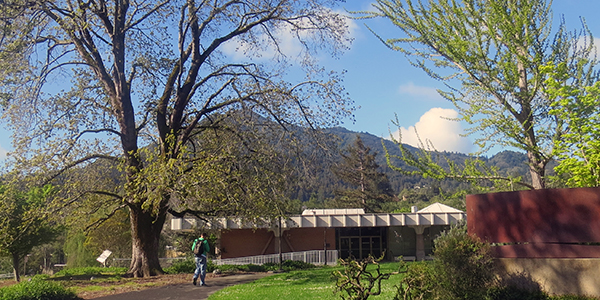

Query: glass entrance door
left=337, top=228, right=386, bottom=259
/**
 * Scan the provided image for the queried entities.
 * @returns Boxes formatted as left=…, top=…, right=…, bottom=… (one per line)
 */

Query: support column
left=270, top=217, right=286, bottom=270
left=213, top=230, right=222, bottom=259
left=410, top=226, right=429, bottom=261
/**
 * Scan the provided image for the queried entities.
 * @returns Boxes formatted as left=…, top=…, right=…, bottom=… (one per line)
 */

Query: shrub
left=163, top=257, right=195, bottom=274
left=282, top=260, right=315, bottom=270
left=165, top=259, right=315, bottom=274
left=0, top=277, right=81, bottom=300
left=431, top=221, right=495, bottom=300
left=333, top=255, right=396, bottom=300
left=394, top=261, right=436, bottom=300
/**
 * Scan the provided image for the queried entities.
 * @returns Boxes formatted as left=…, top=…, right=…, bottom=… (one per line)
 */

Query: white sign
left=96, top=250, right=112, bottom=264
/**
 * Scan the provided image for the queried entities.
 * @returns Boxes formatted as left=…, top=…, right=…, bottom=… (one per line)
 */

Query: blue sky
left=1, top=0, right=599, bottom=161
left=330, top=0, right=600, bottom=155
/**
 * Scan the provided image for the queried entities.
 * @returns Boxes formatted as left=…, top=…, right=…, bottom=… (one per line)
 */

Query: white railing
left=213, top=250, right=339, bottom=266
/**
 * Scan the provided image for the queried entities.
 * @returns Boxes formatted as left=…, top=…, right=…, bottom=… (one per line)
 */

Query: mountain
left=290, top=127, right=533, bottom=207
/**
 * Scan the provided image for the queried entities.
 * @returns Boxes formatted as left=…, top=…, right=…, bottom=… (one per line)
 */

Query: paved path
left=93, top=273, right=271, bottom=300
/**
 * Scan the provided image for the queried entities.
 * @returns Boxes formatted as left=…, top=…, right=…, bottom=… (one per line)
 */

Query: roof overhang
left=171, top=211, right=465, bottom=231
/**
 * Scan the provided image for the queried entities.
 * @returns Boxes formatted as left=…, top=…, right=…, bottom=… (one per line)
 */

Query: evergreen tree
left=333, top=136, right=395, bottom=212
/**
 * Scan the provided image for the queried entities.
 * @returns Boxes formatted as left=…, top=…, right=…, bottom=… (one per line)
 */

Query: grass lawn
left=208, top=262, right=404, bottom=300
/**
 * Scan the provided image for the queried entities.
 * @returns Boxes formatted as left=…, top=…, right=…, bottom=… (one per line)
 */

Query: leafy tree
left=84, top=208, right=132, bottom=260
left=364, top=0, right=599, bottom=189
left=542, top=62, right=600, bottom=187
left=63, top=231, right=97, bottom=268
left=0, top=0, right=353, bottom=277
left=0, top=184, right=60, bottom=282
left=332, top=135, right=395, bottom=212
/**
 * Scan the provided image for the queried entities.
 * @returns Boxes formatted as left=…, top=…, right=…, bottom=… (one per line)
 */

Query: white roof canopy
left=418, top=203, right=464, bottom=213
left=171, top=203, right=465, bottom=231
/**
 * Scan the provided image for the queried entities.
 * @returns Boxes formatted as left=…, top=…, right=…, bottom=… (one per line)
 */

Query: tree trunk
left=128, top=204, right=167, bottom=277
left=527, top=151, right=546, bottom=190
left=12, top=252, right=20, bottom=282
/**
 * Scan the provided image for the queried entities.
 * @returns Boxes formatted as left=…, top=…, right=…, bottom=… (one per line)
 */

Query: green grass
left=53, top=266, right=127, bottom=278
left=0, top=277, right=81, bottom=300
left=208, top=262, right=404, bottom=300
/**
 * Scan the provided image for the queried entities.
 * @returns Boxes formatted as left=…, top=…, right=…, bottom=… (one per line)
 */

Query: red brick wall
left=286, top=228, right=336, bottom=252
left=467, top=187, right=600, bottom=258
left=219, top=228, right=337, bottom=259
left=219, top=229, right=273, bottom=259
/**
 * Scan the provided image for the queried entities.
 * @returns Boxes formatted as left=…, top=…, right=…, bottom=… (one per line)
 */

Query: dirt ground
left=0, top=272, right=268, bottom=299
left=76, top=273, right=194, bottom=299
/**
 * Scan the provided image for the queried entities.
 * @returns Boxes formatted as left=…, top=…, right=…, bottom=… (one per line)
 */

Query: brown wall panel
left=467, top=187, right=600, bottom=244
left=285, top=228, right=336, bottom=252
left=219, top=227, right=337, bottom=259
left=220, top=228, right=273, bottom=259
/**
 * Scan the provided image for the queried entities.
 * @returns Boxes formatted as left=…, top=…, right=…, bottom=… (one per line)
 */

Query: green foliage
left=53, top=266, right=127, bottom=278
left=263, top=260, right=316, bottom=272
left=163, top=258, right=315, bottom=275
left=1, top=0, right=354, bottom=277
left=542, top=62, right=600, bottom=187
left=62, top=232, right=96, bottom=268
left=210, top=263, right=401, bottom=300
left=84, top=209, right=131, bottom=259
left=333, top=255, right=397, bottom=300
left=332, top=135, right=396, bottom=212
left=392, top=222, right=494, bottom=300
left=0, top=277, right=81, bottom=300
left=433, top=222, right=495, bottom=300
left=393, top=261, right=436, bottom=300
left=164, top=257, right=315, bottom=274
left=163, top=257, right=196, bottom=275
left=384, top=126, right=531, bottom=192
left=0, top=184, right=61, bottom=281
left=362, top=0, right=599, bottom=189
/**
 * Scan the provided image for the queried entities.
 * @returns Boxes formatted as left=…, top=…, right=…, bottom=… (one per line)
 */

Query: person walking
left=192, top=232, right=210, bottom=286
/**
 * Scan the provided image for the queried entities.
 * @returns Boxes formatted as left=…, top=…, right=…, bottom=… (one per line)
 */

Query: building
left=171, top=203, right=465, bottom=262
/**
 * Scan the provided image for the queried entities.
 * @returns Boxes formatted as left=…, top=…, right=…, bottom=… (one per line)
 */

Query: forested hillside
left=290, top=127, right=536, bottom=211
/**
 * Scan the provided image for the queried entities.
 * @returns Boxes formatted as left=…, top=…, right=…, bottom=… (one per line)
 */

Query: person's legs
left=199, top=255, right=207, bottom=286
left=193, top=256, right=201, bottom=285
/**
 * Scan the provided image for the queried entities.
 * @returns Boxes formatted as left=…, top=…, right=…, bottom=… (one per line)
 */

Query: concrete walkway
left=93, top=273, right=271, bottom=300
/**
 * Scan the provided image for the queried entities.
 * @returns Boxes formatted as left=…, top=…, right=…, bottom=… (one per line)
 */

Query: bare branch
left=43, top=154, right=119, bottom=186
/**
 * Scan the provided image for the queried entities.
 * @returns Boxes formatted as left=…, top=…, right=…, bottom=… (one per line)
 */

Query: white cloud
left=221, top=9, right=358, bottom=61
left=576, top=36, right=600, bottom=57
left=389, top=107, right=473, bottom=153
left=398, top=82, right=443, bottom=101
left=0, top=144, right=7, bottom=160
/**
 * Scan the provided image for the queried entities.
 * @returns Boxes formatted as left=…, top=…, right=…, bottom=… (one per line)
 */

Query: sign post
left=96, top=250, right=112, bottom=267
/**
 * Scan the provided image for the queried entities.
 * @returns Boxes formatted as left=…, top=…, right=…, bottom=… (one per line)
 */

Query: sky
left=1, top=0, right=599, bottom=162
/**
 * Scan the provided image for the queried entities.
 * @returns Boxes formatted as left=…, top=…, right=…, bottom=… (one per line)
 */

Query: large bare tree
left=0, top=0, right=353, bottom=276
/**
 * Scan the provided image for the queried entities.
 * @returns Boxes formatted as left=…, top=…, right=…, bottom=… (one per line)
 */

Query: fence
left=106, top=250, right=338, bottom=268
left=213, top=250, right=339, bottom=266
